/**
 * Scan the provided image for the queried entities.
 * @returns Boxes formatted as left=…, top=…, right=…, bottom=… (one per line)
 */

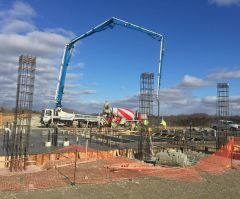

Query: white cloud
left=0, top=1, right=36, bottom=34
left=1, top=19, right=35, bottom=33
left=0, top=1, right=76, bottom=110
left=158, top=88, right=202, bottom=115
left=9, top=1, right=36, bottom=18
left=160, top=88, right=188, bottom=100
left=207, top=68, right=240, bottom=80
left=68, top=62, right=85, bottom=70
left=0, top=1, right=36, bottom=19
left=202, top=96, right=217, bottom=104
left=178, top=75, right=209, bottom=88
left=81, top=90, right=96, bottom=95
left=112, top=95, right=139, bottom=109
left=48, top=73, right=240, bottom=115
left=44, top=28, right=75, bottom=38
left=209, top=0, right=240, bottom=6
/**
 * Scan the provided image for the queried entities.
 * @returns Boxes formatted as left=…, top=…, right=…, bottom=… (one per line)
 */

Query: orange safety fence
left=230, top=137, right=240, bottom=169
left=0, top=137, right=240, bottom=191
left=192, top=137, right=240, bottom=174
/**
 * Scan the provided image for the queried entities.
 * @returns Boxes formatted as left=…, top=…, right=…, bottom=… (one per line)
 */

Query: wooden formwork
left=0, top=112, right=14, bottom=128
left=28, top=148, right=135, bottom=167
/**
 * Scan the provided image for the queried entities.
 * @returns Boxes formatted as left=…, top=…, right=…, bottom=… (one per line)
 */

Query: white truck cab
left=41, top=109, right=54, bottom=127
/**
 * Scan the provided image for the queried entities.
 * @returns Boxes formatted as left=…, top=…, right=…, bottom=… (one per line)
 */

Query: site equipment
left=102, top=102, right=146, bottom=127
left=41, top=17, right=164, bottom=127
left=211, top=120, right=240, bottom=131
left=41, top=108, right=104, bottom=127
left=55, top=17, right=164, bottom=114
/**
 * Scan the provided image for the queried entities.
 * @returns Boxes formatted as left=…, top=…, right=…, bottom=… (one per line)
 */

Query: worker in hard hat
left=143, top=119, right=149, bottom=126
left=148, top=127, right=153, bottom=135
left=160, top=118, right=167, bottom=129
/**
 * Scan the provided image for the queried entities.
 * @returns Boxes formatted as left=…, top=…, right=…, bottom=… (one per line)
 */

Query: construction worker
left=111, top=121, right=117, bottom=128
left=160, top=118, right=167, bottom=129
left=148, top=127, right=153, bottom=135
left=143, top=119, right=149, bottom=126
left=131, top=122, right=136, bottom=131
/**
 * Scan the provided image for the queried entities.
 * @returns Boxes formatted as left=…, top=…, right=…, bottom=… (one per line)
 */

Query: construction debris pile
left=155, top=150, right=205, bottom=166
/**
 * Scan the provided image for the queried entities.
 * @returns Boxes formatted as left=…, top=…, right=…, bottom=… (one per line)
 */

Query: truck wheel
left=79, top=122, right=87, bottom=128
left=230, top=127, right=236, bottom=131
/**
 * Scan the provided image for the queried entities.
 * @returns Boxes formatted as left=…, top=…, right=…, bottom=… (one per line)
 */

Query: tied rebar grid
left=217, top=83, right=229, bottom=117
left=139, top=73, right=154, bottom=116
left=9, top=55, right=36, bottom=172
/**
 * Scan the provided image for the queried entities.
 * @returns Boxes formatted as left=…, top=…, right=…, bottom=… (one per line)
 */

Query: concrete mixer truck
left=102, top=102, right=146, bottom=127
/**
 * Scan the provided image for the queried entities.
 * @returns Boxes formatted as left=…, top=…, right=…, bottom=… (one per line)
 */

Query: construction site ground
left=1, top=113, right=240, bottom=198
left=0, top=169, right=239, bottom=199
left=0, top=147, right=239, bottom=197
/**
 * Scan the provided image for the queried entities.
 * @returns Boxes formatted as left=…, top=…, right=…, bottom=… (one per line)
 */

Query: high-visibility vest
left=111, top=122, right=117, bottom=128
left=144, top=120, right=149, bottom=126
left=160, top=119, right=167, bottom=127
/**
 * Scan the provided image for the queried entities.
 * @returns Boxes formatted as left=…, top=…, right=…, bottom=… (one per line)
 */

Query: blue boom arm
left=55, top=17, right=164, bottom=113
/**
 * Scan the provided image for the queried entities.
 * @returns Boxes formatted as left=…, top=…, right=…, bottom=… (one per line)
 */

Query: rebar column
left=9, top=55, right=36, bottom=171
left=217, top=83, right=229, bottom=117
left=139, top=73, right=154, bottom=116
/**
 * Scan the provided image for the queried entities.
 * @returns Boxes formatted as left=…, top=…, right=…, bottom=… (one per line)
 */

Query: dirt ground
left=0, top=169, right=239, bottom=199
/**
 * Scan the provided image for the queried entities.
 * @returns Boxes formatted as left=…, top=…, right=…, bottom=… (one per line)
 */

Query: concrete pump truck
left=41, top=17, right=164, bottom=127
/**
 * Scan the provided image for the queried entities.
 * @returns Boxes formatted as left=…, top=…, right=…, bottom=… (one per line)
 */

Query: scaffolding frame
left=139, top=73, right=154, bottom=116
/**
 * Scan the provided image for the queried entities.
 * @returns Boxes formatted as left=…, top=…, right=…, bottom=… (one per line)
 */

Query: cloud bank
left=209, top=0, right=240, bottom=6
left=0, top=1, right=86, bottom=111
left=0, top=1, right=240, bottom=116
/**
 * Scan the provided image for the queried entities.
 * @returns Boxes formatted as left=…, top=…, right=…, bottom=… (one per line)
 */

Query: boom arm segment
left=55, top=17, right=164, bottom=115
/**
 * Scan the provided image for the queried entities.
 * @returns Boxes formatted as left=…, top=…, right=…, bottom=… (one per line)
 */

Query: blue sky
left=0, top=0, right=240, bottom=115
